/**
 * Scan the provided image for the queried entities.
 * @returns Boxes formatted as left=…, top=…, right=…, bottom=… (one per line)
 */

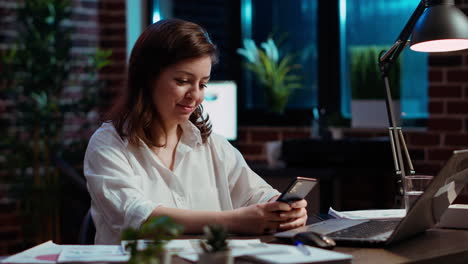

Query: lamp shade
left=410, top=2, right=468, bottom=52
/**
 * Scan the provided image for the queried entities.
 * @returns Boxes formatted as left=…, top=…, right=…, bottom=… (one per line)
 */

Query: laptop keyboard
left=327, top=220, right=400, bottom=239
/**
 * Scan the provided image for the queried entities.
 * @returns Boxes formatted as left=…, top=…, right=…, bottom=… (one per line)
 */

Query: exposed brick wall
left=234, top=127, right=311, bottom=162
left=0, top=0, right=126, bottom=254
left=96, top=0, right=126, bottom=106
left=0, top=0, right=22, bottom=255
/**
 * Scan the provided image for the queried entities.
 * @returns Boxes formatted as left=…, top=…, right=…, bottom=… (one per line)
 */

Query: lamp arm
left=380, top=0, right=426, bottom=66
left=377, top=1, right=426, bottom=207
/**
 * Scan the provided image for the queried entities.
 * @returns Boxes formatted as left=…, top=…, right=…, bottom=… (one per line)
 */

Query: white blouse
left=84, top=121, right=280, bottom=244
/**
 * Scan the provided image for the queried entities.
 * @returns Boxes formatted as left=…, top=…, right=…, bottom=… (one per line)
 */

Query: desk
left=173, top=228, right=468, bottom=264
left=333, top=228, right=468, bottom=264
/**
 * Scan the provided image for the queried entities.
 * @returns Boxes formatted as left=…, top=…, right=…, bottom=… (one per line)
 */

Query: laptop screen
left=389, top=149, right=468, bottom=243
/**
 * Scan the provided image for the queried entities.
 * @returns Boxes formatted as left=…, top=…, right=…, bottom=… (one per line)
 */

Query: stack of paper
left=166, top=239, right=280, bottom=260
left=328, top=207, right=406, bottom=220
left=168, top=239, right=352, bottom=263
left=437, top=204, right=468, bottom=229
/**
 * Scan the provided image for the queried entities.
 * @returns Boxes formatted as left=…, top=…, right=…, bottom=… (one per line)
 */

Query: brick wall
left=0, top=0, right=126, bottom=254
left=0, top=0, right=23, bottom=255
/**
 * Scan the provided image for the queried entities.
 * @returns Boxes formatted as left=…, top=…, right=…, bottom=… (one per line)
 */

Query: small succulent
left=121, top=216, right=184, bottom=264
left=199, top=224, right=230, bottom=253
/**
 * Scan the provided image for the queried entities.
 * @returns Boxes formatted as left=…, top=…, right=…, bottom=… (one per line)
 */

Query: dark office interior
left=1, top=0, right=468, bottom=256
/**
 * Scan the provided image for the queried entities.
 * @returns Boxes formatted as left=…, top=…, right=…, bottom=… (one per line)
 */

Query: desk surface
left=333, top=228, right=468, bottom=264
left=3, top=228, right=466, bottom=264
left=173, top=228, right=468, bottom=264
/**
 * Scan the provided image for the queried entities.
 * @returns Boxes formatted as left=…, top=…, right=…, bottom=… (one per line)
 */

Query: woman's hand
left=227, top=201, right=293, bottom=235
left=276, top=199, right=308, bottom=231
left=226, top=199, right=308, bottom=235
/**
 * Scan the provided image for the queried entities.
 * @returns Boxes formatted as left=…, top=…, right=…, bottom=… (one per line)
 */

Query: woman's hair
left=106, top=18, right=218, bottom=147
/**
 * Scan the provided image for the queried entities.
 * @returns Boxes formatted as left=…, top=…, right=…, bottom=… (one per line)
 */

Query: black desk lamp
left=378, top=0, right=468, bottom=207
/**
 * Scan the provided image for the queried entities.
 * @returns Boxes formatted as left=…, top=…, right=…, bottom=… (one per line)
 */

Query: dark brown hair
left=106, top=18, right=218, bottom=147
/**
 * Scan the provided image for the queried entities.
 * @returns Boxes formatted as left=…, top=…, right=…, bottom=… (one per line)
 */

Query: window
left=150, top=1, right=429, bottom=126
left=241, top=0, right=319, bottom=109
left=340, top=0, right=428, bottom=121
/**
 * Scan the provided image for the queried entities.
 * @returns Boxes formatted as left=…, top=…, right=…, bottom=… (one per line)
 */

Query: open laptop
left=275, top=149, right=468, bottom=246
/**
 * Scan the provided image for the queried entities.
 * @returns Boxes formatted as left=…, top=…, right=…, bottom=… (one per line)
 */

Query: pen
left=294, top=241, right=311, bottom=256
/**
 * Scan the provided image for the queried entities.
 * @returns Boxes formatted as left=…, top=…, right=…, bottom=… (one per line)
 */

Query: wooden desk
left=334, top=228, right=468, bottom=264
left=174, top=228, right=468, bottom=264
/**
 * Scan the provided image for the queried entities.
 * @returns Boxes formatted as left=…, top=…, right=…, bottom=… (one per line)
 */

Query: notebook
left=275, top=149, right=468, bottom=246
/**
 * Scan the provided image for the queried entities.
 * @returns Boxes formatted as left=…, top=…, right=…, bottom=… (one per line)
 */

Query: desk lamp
left=378, top=0, right=468, bottom=207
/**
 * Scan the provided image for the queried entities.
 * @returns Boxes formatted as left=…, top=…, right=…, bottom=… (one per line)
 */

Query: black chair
left=54, top=156, right=93, bottom=244
left=79, top=208, right=96, bottom=244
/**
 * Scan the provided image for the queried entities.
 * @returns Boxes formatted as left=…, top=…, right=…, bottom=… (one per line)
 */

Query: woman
left=84, top=18, right=307, bottom=244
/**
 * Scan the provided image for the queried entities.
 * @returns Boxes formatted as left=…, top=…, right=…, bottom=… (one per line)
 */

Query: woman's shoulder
left=207, top=132, right=230, bottom=146
left=90, top=122, right=118, bottom=138
left=87, top=122, right=126, bottom=150
left=205, top=132, right=239, bottom=157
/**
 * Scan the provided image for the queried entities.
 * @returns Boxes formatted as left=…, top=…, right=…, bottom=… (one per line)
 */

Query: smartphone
left=276, top=177, right=317, bottom=203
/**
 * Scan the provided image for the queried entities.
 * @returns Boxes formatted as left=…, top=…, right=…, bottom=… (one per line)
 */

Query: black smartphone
left=276, top=177, right=317, bottom=203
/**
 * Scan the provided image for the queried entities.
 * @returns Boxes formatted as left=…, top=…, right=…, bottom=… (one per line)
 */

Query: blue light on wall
left=152, top=0, right=162, bottom=23
left=339, top=0, right=348, bottom=117
left=240, top=0, right=253, bottom=107
left=241, top=0, right=252, bottom=39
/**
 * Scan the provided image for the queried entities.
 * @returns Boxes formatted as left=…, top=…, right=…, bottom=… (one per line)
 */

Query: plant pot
left=265, top=91, right=289, bottom=114
left=351, top=99, right=401, bottom=128
left=159, top=249, right=172, bottom=264
left=121, top=240, right=172, bottom=264
left=197, top=250, right=233, bottom=264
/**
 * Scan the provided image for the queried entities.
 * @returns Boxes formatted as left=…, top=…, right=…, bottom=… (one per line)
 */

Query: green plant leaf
left=0, top=0, right=112, bottom=244
left=200, top=224, right=229, bottom=253
left=350, top=45, right=401, bottom=100
left=238, top=37, right=303, bottom=113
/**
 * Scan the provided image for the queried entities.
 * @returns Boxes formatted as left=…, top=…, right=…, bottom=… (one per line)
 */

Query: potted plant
left=121, top=216, right=184, bottom=264
left=349, top=45, right=401, bottom=128
left=237, top=38, right=302, bottom=114
left=0, top=0, right=111, bottom=245
left=198, top=224, right=233, bottom=264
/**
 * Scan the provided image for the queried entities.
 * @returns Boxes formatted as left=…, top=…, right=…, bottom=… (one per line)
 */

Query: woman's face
left=152, top=55, right=212, bottom=129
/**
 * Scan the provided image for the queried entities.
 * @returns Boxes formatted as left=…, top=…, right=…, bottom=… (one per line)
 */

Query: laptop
left=275, top=149, right=468, bottom=246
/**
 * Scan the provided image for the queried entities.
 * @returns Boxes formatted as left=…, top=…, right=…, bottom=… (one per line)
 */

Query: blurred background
left=1, top=0, right=468, bottom=254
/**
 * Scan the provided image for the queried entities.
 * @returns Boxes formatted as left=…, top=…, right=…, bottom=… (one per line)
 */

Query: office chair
left=79, top=208, right=96, bottom=244
left=54, top=156, right=94, bottom=244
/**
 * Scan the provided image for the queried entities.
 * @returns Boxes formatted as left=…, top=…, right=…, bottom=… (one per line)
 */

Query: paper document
left=171, top=239, right=283, bottom=262
left=242, top=243, right=352, bottom=264
left=171, top=239, right=352, bottom=263
left=1, top=240, right=129, bottom=264
left=57, top=245, right=129, bottom=263
left=1, top=241, right=61, bottom=264
left=329, top=207, right=406, bottom=220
